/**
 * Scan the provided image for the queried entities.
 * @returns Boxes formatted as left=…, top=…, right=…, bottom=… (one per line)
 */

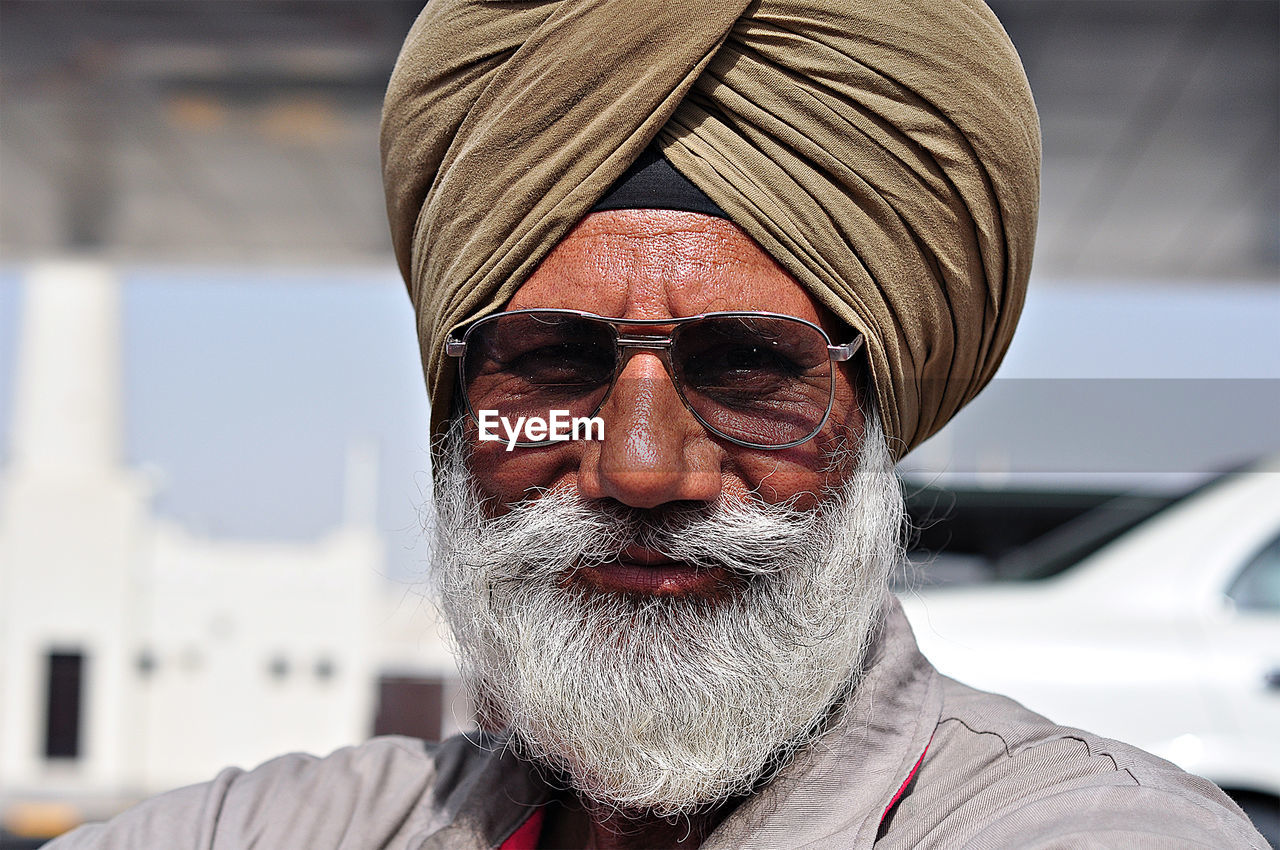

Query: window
left=1227, top=533, right=1280, bottom=613
left=44, top=651, right=85, bottom=760
left=267, top=655, right=290, bottom=680
left=373, top=676, right=444, bottom=741
left=314, top=657, right=336, bottom=681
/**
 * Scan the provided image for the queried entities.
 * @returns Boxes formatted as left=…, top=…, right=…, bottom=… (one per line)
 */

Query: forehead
left=506, top=209, right=829, bottom=325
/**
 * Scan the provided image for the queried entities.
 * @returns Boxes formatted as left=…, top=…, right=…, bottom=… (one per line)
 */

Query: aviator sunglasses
left=445, top=309, right=864, bottom=450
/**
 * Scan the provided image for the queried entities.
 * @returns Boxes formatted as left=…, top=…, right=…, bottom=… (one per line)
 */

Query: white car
left=900, top=459, right=1280, bottom=842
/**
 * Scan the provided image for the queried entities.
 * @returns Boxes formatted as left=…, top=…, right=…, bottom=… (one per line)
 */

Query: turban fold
left=381, top=0, right=1040, bottom=460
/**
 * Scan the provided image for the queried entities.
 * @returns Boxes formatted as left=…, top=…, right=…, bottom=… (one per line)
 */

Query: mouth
left=575, top=545, right=731, bottom=597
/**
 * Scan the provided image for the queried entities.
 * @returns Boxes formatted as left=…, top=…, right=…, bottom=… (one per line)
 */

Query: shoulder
left=42, top=734, right=498, bottom=850
left=884, top=676, right=1266, bottom=848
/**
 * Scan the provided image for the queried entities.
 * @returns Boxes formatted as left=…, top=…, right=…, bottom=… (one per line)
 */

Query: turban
left=381, top=0, right=1040, bottom=461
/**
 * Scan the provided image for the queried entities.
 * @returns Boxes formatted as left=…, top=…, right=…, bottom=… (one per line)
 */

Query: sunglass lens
left=463, top=312, right=615, bottom=427
left=672, top=316, right=833, bottom=447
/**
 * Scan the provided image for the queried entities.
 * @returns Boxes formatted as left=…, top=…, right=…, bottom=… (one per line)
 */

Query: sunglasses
left=445, top=309, right=864, bottom=450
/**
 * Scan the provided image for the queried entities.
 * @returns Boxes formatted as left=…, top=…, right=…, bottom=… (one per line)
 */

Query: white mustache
left=457, top=488, right=830, bottom=582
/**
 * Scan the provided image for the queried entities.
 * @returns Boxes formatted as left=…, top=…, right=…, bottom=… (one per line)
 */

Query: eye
left=500, top=340, right=614, bottom=386
left=681, top=343, right=801, bottom=391
left=722, top=344, right=794, bottom=373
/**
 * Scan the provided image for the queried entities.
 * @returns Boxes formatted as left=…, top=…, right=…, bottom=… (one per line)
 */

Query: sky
left=909, top=281, right=1280, bottom=490
left=0, top=265, right=433, bottom=579
left=0, top=268, right=1278, bottom=579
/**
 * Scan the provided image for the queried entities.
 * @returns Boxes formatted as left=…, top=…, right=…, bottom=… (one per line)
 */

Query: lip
left=576, top=546, right=729, bottom=597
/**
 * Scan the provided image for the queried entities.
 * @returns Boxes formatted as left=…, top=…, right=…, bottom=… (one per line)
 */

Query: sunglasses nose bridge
left=614, top=334, right=673, bottom=350
left=611, top=336, right=681, bottom=396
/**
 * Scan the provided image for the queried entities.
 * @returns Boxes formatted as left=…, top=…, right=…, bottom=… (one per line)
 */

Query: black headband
left=590, top=145, right=726, bottom=218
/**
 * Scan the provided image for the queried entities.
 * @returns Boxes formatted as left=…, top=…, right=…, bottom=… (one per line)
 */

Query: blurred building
left=0, top=261, right=459, bottom=833
left=1, top=0, right=1274, bottom=275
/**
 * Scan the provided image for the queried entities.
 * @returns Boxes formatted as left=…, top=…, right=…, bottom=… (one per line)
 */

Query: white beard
left=429, top=413, right=904, bottom=818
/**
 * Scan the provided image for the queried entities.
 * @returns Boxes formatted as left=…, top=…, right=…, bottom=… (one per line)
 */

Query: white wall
left=0, top=261, right=456, bottom=816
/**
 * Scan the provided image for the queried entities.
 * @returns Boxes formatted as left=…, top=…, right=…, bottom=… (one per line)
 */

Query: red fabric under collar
left=499, top=807, right=545, bottom=850
left=883, top=735, right=932, bottom=823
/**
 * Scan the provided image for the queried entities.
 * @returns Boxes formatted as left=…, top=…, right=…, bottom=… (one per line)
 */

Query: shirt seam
left=934, top=717, right=1128, bottom=780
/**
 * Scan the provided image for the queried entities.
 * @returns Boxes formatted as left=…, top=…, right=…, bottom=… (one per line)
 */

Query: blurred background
left=0, top=0, right=1277, bottom=845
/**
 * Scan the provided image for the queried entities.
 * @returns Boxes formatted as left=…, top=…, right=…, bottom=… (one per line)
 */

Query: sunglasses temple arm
left=828, top=336, right=864, bottom=362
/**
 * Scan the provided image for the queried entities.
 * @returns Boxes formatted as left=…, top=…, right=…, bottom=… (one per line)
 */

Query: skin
left=461, top=209, right=867, bottom=850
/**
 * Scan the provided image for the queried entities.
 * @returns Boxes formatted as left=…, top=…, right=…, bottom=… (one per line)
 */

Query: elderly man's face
left=432, top=208, right=900, bottom=818
left=466, top=209, right=865, bottom=517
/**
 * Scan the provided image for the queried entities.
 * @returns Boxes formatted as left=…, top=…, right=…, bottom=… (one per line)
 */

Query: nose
left=576, top=352, right=722, bottom=509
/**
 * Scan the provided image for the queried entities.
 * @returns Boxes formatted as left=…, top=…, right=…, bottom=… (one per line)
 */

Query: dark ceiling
left=1, top=0, right=1276, bottom=281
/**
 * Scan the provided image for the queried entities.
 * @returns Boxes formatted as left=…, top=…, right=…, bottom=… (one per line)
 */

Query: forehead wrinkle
left=511, top=210, right=818, bottom=325
left=564, top=228, right=789, bottom=319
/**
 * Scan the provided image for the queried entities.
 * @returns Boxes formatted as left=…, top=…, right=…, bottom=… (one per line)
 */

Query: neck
left=538, top=792, right=741, bottom=850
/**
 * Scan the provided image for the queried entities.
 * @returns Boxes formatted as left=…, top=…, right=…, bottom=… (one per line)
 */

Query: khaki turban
left=382, top=0, right=1040, bottom=460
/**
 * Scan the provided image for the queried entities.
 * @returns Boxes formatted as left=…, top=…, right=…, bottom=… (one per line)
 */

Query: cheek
left=464, top=422, right=578, bottom=507
left=732, top=446, right=837, bottom=509
left=731, top=401, right=865, bottom=508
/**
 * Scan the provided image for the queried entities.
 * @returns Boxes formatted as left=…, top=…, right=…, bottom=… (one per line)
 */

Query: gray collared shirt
left=47, top=598, right=1267, bottom=848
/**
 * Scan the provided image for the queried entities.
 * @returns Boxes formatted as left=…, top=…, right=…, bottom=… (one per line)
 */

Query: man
left=50, top=0, right=1266, bottom=847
